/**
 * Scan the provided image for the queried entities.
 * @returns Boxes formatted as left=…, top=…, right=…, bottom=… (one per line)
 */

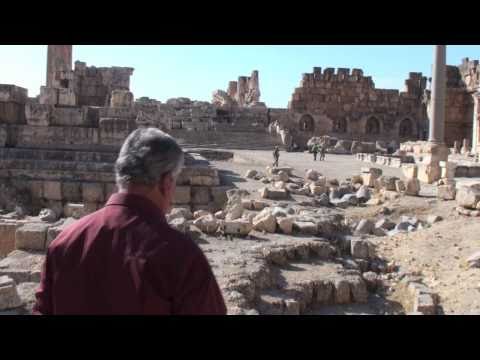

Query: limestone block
left=190, top=176, right=219, bottom=186
left=0, top=250, right=44, bottom=283
left=191, top=187, right=211, bottom=205
left=375, top=176, right=398, bottom=191
left=210, top=186, right=230, bottom=209
left=309, top=183, right=327, bottom=196
left=169, top=207, right=193, bottom=221
left=405, top=178, right=421, bottom=196
left=354, top=219, right=374, bottom=235
left=349, top=276, right=368, bottom=303
left=64, top=203, right=86, bottom=219
left=440, top=161, right=456, bottom=179
left=361, top=173, right=375, bottom=187
left=110, top=90, right=134, bottom=108
left=241, top=199, right=254, bottom=210
left=402, top=164, right=418, bottom=179
left=259, top=187, right=288, bottom=200
left=0, top=276, right=22, bottom=311
left=456, top=185, right=480, bottom=209
left=0, top=223, right=18, bottom=257
left=58, top=88, right=76, bottom=106
left=82, top=182, right=105, bottom=203
left=252, top=200, right=269, bottom=211
left=173, top=186, right=191, bottom=205
left=193, top=210, right=210, bottom=219
left=62, top=182, right=82, bottom=202
left=293, top=221, right=317, bottom=235
left=334, top=279, right=351, bottom=304
left=437, top=185, right=456, bottom=200
left=43, top=181, right=62, bottom=201
left=417, top=164, right=441, bottom=184
left=193, top=215, right=219, bottom=234
left=25, top=103, right=52, bottom=126
left=39, top=86, right=57, bottom=105
left=277, top=217, right=294, bottom=234
left=221, top=219, right=252, bottom=236
left=252, top=211, right=277, bottom=233
left=15, top=223, right=49, bottom=251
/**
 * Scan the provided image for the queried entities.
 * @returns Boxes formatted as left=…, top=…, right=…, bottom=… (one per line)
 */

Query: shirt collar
left=105, top=192, right=167, bottom=225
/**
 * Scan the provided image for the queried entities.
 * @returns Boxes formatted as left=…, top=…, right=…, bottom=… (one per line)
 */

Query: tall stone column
left=472, top=92, right=480, bottom=154
left=46, top=45, right=73, bottom=87
left=428, top=45, right=446, bottom=144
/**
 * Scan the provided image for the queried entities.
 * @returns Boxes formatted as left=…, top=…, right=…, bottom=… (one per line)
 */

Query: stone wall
left=286, top=67, right=427, bottom=146
left=74, top=61, right=134, bottom=107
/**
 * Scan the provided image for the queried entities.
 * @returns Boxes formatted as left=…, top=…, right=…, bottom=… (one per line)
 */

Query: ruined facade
left=272, top=67, right=429, bottom=148
left=212, top=70, right=266, bottom=110
left=425, top=58, right=480, bottom=150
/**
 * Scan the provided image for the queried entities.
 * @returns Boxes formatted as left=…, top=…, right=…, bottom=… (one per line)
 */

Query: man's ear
left=158, top=172, right=174, bottom=196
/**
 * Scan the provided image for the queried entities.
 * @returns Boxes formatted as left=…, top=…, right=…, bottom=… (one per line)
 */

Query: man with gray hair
left=33, top=128, right=227, bottom=315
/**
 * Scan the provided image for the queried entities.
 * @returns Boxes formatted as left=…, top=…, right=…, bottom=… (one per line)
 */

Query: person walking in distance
left=33, top=128, right=227, bottom=315
left=312, top=144, right=319, bottom=161
left=320, top=143, right=326, bottom=161
left=273, top=146, right=280, bottom=167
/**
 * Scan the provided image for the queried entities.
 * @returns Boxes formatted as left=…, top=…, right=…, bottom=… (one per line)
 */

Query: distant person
left=312, top=144, right=319, bottom=161
left=34, top=128, right=226, bottom=315
left=273, top=146, right=280, bottom=167
left=320, top=144, right=326, bottom=161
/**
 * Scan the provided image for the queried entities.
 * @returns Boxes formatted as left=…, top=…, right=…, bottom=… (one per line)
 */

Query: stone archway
left=399, top=118, right=414, bottom=138
left=365, top=116, right=380, bottom=135
left=299, top=114, right=314, bottom=132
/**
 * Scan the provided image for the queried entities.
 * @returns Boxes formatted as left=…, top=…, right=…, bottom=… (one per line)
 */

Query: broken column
left=419, top=45, right=448, bottom=184
left=46, top=45, right=72, bottom=88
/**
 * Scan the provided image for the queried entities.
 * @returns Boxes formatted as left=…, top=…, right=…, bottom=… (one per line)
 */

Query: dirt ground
left=208, top=150, right=480, bottom=315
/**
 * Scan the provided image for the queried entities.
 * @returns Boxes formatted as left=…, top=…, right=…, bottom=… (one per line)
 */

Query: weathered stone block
left=173, top=186, right=191, bottom=205
left=418, top=164, right=441, bottom=184
left=82, top=182, right=105, bottom=203
left=64, top=203, right=86, bottom=219
left=0, top=276, right=22, bottom=311
left=437, top=185, right=456, bottom=200
left=0, top=223, right=19, bottom=257
left=62, top=182, right=82, bottom=202
left=221, top=219, right=252, bottom=236
left=15, top=223, right=49, bottom=251
left=191, top=186, right=210, bottom=205
left=43, top=181, right=62, bottom=201
left=25, top=103, right=52, bottom=126
left=0, top=250, right=44, bottom=283
left=457, top=184, right=480, bottom=209
left=402, top=164, right=418, bottom=179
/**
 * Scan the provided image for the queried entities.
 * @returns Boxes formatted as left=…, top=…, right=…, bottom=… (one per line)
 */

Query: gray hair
left=115, top=127, right=184, bottom=190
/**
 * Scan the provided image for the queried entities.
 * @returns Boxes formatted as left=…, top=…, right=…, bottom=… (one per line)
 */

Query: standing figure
left=320, top=144, right=326, bottom=161
left=273, top=146, right=280, bottom=167
left=312, top=144, right=319, bottom=161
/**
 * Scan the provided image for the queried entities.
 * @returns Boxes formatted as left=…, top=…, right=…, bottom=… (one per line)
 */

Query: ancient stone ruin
left=1, top=45, right=480, bottom=315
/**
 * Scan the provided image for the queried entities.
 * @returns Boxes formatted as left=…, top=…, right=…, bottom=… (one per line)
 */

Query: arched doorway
left=299, top=114, right=314, bottom=132
left=365, top=117, right=380, bottom=135
left=399, top=118, right=414, bottom=138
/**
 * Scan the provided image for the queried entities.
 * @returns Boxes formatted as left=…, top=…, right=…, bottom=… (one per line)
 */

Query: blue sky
left=0, top=45, right=479, bottom=108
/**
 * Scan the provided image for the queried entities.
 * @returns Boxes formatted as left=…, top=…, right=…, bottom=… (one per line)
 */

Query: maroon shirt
left=33, top=193, right=226, bottom=315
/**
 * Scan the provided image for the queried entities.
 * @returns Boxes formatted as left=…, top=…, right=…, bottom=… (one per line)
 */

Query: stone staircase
left=168, top=129, right=285, bottom=150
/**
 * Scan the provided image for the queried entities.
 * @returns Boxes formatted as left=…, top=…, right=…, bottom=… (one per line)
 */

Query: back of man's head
left=115, top=127, right=184, bottom=190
